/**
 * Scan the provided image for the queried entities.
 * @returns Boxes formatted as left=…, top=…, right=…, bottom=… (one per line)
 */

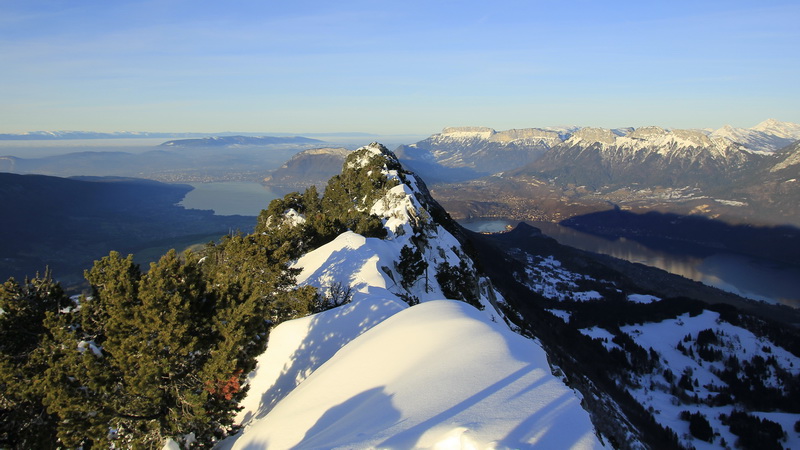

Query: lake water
left=458, top=218, right=800, bottom=308
left=179, top=182, right=281, bottom=216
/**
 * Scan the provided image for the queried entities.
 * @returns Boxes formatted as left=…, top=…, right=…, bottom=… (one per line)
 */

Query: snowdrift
left=220, top=300, right=602, bottom=449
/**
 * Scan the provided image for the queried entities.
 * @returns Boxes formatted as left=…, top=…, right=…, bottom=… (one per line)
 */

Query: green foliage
left=435, top=259, right=483, bottom=310
left=0, top=270, right=68, bottom=448
left=725, top=410, right=786, bottom=450
left=312, top=282, right=354, bottom=313
left=397, top=245, right=428, bottom=291
left=255, top=146, right=399, bottom=257
left=680, top=410, right=713, bottom=442
left=10, top=228, right=317, bottom=448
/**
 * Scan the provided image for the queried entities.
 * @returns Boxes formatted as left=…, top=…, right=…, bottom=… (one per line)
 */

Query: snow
left=213, top=143, right=603, bottom=449
left=519, top=254, right=608, bottom=302
left=282, top=208, right=306, bottom=226
left=627, top=294, right=660, bottom=304
left=579, top=327, right=621, bottom=352
left=77, top=340, right=103, bottom=357
left=234, top=296, right=408, bottom=427
left=220, top=301, right=603, bottom=449
left=573, top=290, right=603, bottom=302
left=546, top=309, right=571, bottom=323
left=619, top=310, right=800, bottom=449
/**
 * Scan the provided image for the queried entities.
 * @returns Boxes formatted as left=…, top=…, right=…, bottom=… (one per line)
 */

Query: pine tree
left=0, top=270, right=68, bottom=448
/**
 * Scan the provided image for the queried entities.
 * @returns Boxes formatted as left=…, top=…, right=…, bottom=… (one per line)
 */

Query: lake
left=458, top=218, right=800, bottom=308
left=179, top=182, right=281, bottom=216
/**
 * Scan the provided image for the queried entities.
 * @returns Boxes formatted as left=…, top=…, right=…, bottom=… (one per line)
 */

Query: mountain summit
left=216, top=143, right=603, bottom=449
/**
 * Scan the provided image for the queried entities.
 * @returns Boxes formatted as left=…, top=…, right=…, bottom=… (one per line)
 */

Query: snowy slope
left=221, top=301, right=602, bottom=449
left=215, top=144, right=604, bottom=449
left=233, top=296, right=408, bottom=428
left=711, top=120, right=800, bottom=154
left=620, top=310, right=800, bottom=450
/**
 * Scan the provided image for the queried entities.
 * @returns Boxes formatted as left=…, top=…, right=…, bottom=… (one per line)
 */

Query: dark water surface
left=459, top=218, right=800, bottom=308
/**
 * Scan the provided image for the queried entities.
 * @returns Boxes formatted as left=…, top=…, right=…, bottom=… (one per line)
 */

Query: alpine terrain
left=2, top=143, right=798, bottom=450
left=215, top=143, right=603, bottom=449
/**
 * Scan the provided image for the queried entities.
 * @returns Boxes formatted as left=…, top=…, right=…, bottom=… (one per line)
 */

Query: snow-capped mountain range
left=397, top=119, right=800, bottom=226
left=397, top=119, right=800, bottom=184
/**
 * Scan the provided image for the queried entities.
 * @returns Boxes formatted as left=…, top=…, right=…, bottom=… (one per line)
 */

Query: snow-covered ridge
left=216, top=143, right=605, bottom=449
left=221, top=301, right=602, bottom=449
left=770, top=142, right=800, bottom=172
left=565, top=125, right=742, bottom=159
left=751, top=118, right=800, bottom=139
left=438, top=126, right=565, bottom=146
left=433, top=120, right=799, bottom=154
left=441, top=126, right=495, bottom=140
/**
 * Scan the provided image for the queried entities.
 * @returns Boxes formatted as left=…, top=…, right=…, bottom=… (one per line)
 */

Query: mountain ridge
left=406, top=120, right=800, bottom=227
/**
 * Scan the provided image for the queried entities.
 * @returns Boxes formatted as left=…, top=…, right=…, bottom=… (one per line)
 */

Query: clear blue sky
left=1, top=0, right=798, bottom=134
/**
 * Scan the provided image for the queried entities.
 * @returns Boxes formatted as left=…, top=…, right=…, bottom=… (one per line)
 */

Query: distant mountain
left=395, top=126, right=572, bottom=182
left=517, top=126, right=754, bottom=189
left=399, top=120, right=800, bottom=184
left=412, top=120, right=800, bottom=226
left=0, top=145, right=311, bottom=183
left=711, top=119, right=800, bottom=153
left=160, top=135, right=323, bottom=147
left=0, top=131, right=213, bottom=140
left=262, top=147, right=351, bottom=192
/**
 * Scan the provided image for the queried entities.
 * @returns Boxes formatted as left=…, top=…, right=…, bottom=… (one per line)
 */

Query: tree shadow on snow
left=239, top=296, right=401, bottom=426
left=287, top=387, right=401, bottom=450
left=375, top=363, right=589, bottom=449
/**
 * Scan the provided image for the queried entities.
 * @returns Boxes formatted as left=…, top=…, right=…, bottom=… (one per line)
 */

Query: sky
left=1, top=0, right=798, bottom=135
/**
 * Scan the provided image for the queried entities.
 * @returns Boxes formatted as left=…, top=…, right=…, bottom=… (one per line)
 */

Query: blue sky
left=1, top=0, right=798, bottom=134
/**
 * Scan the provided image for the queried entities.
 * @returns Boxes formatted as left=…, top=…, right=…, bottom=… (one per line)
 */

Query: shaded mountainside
left=0, top=173, right=253, bottom=288
left=262, top=147, right=351, bottom=193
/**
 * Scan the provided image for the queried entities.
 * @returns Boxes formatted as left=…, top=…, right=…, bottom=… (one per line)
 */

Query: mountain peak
left=568, top=127, right=618, bottom=145
left=440, top=126, right=495, bottom=139
left=752, top=118, right=800, bottom=139
left=218, top=142, right=604, bottom=449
